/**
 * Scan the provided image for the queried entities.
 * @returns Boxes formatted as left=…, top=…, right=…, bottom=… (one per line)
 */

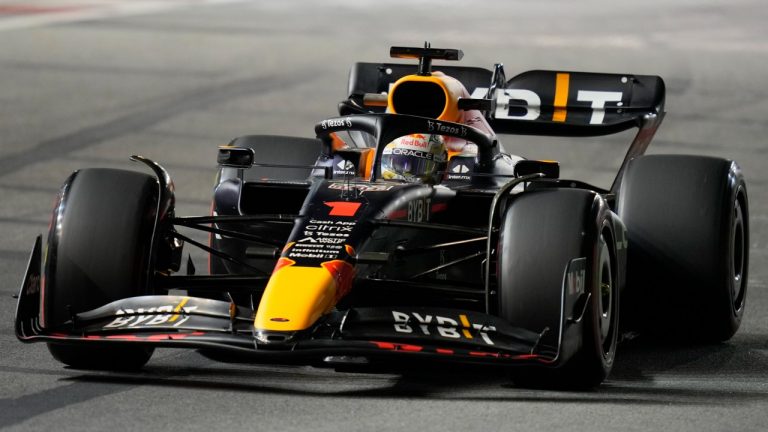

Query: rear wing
left=345, top=62, right=666, bottom=192
left=347, top=62, right=664, bottom=135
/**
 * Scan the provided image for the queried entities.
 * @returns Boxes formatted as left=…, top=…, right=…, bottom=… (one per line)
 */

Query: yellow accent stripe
left=282, top=242, right=295, bottom=253
left=459, top=314, right=473, bottom=339
left=168, top=297, right=189, bottom=322
left=553, top=73, right=570, bottom=122
left=459, top=314, right=470, bottom=327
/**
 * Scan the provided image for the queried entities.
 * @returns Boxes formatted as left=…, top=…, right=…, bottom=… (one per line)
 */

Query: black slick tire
left=618, top=155, right=749, bottom=342
left=44, top=168, right=158, bottom=370
left=498, top=188, right=620, bottom=389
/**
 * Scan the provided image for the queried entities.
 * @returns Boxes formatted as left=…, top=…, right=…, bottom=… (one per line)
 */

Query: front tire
left=498, top=188, right=620, bottom=388
left=557, top=230, right=619, bottom=387
left=48, top=343, right=154, bottom=371
left=44, top=168, right=159, bottom=370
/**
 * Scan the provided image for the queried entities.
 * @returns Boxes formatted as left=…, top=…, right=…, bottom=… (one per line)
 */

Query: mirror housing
left=218, top=146, right=255, bottom=168
left=514, top=160, right=560, bottom=179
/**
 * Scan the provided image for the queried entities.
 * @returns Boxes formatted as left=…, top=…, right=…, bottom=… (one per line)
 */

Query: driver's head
left=381, top=134, right=446, bottom=183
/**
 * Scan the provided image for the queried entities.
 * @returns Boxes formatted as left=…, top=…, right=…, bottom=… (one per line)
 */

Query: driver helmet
left=381, top=134, right=446, bottom=183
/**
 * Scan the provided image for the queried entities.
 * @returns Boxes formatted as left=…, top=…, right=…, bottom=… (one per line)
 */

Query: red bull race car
left=15, top=45, right=749, bottom=388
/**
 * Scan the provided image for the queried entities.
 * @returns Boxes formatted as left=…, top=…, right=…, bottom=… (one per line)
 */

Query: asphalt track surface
left=1, top=0, right=767, bottom=430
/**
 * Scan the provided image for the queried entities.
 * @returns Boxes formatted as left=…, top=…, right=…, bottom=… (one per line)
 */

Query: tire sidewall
left=43, top=168, right=158, bottom=328
left=619, top=155, right=749, bottom=341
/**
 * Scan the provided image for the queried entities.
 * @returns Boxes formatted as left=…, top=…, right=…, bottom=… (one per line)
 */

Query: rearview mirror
left=217, top=146, right=255, bottom=168
left=514, top=160, right=560, bottom=179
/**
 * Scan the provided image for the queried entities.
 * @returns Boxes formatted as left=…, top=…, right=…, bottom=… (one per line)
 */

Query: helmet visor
left=381, top=149, right=438, bottom=178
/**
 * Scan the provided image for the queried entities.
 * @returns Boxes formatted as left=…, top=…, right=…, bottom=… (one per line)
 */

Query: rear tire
left=44, top=168, right=158, bottom=370
left=619, top=155, right=749, bottom=342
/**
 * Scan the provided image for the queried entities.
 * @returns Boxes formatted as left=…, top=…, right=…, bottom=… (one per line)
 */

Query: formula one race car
left=16, top=45, right=749, bottom=388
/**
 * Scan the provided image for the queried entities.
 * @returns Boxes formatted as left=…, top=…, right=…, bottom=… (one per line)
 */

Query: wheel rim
left=731, top=197, right=746, bottom=312
left=597, top=238, right=614, bottom=354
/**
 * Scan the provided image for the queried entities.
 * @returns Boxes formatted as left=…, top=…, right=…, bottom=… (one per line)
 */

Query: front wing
left=16, top=237, right=564, bottom=366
